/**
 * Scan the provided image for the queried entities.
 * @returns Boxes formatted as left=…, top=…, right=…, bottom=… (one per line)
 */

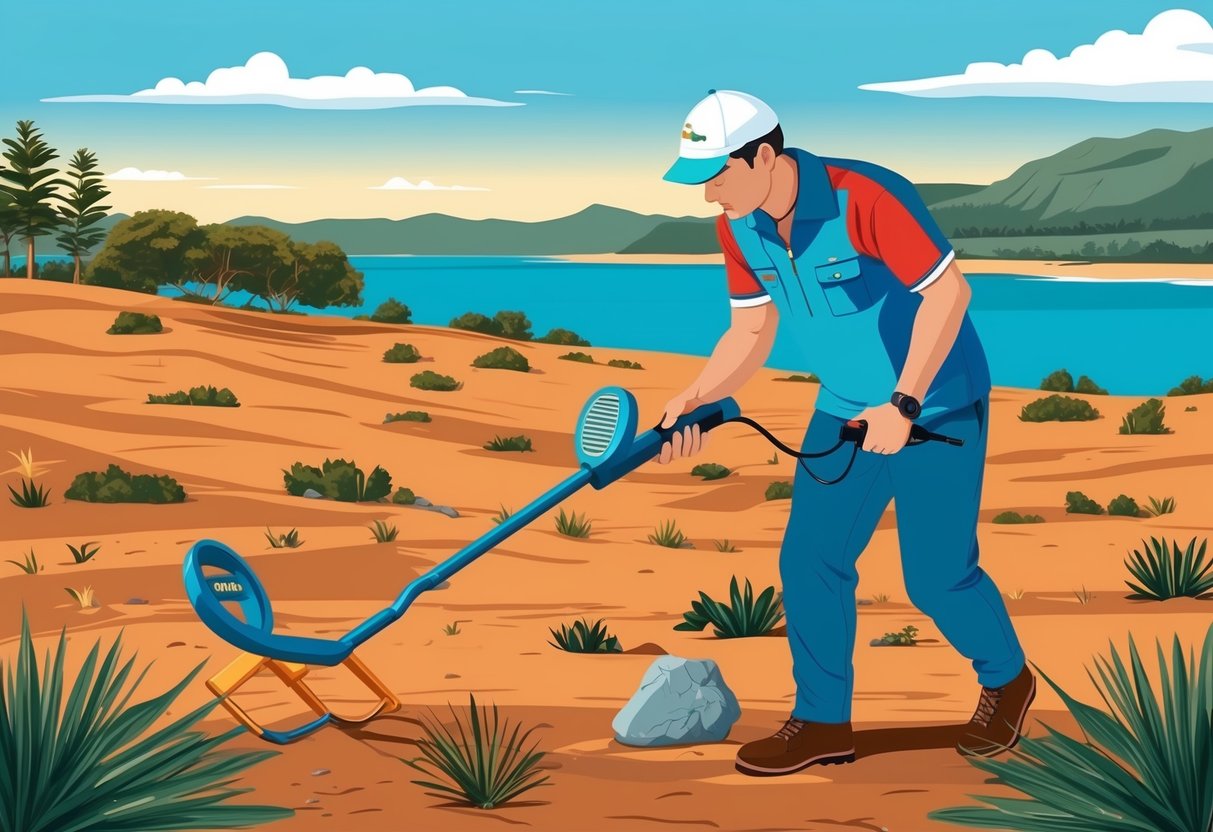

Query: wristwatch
left=890, top=391, right=921, bottom=420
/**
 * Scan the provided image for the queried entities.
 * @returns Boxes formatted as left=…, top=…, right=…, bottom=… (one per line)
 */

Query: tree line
left=946, top=214, right=1213, bottom=239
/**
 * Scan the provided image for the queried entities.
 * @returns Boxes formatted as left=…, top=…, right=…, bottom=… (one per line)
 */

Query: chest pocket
left=814, top=257, right=872, bottom=316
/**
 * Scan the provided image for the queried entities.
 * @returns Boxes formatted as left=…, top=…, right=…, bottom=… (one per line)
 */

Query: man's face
left=702, top=144, right=777, bottom=220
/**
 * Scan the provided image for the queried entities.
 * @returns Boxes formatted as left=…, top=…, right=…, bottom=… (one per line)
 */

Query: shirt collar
left=743, top=147, right=839, bottom=230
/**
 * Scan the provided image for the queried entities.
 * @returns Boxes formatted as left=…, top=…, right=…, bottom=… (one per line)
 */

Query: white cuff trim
left=908, top=249, right=955, bottom=293
left=729, top=294, right=773, bottom=308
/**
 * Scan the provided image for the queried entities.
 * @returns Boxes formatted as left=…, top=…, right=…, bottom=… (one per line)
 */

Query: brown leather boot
left=956, top=664, right=1037, bottom=757
left=735, top=717, right=855, bottom=776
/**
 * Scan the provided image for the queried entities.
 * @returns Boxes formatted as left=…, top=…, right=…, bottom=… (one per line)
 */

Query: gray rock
left=434, top=505, right=460, bottom=518
left=414, top=496, right=432, bottom=507
left=302, top=488, right=324, bottom=499
left=125, top=598, right=149, bottom=605
left=612, top=656, right=740, bottom=747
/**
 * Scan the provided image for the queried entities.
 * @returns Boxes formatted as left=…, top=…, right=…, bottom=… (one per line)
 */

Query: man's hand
left=655, top=390, right=710, bottom=464
left=854, top=402, right=911, bottom=455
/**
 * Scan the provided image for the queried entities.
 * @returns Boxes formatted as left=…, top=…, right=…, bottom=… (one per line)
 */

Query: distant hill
left=619, top=219, right=716, bottom=254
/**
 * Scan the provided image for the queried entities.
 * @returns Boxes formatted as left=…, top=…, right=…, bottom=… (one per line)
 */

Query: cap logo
left=681, top=122, right=707, bottom=142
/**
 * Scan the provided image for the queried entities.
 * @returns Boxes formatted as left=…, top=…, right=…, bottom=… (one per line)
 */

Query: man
left=655, top=90, right=1034, bottom=776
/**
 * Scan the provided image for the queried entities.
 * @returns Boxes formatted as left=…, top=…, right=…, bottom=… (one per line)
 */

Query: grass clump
left=1167, top=374, right=1213, bottom=396
left=0, top=613, right=291, bottom=830
left=774, top=373, right=820, bottom=383
left=872, top=625, right=919, bottom=646
left=443, top=621, right=461, bottom=636
left=1124, top=536, right=1213, bottom=600
left=283, top=458, right=392, bottom=502
left=65, top=586, right=98, bottom=609
left=67, top=541, right=101, bottom=563
left=674, top=576, right=784, bottom=639
left=484, top=434, right=533, bottom=452
left=714, top=539, right=738, bottom=553
left=930, top=624, right=1213, bottom=832
left=491, top=505, right=512, bottom=525
left=106, top=310, right=162, bottom=334
left=383, top=343, right=422, bottom=363
left=1020, top=394, right=1100, bottom=422
left=392, top=487, right=417, bottom=505
left=147, top=385, right=239, bottom=406
left=7, top=549, right=42, bottom=574
left=264, top=527, right=302, bottom=548
left=648, top=519, right=691, bottom=549
left=557, top=351, right=594, bottom=363
left=369, top=520, right=399, bottom=543
left=690, top=462, right=730, bottom=480
left=1066, top=490, right=1104, bottom=515
left=765, top=481, right=793, bottom=500
left=548, top=618, right=622, bottom=653
left=411, top=370, right=461, bottom=391
left=993, top=511, right=1045, bottom=524
left=65, top=464, right=185, bottom=503
left=554, top=508, right=592, bottom=538
left=1108, top=494, right=1142, bottom=517
left=385, top=410, right=431, bottom=423
left=8, top=478, right=50, bottom=508
left=472, top=346, right=530, bottom=372
left=404, top=693, right=550, bottom=809
left=1120, top=398, right=1171, bottom=435
left=1146, top=496, right=1176, bottom=516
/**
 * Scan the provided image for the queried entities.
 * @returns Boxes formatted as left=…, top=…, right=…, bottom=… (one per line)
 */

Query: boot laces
left=972, top=685, right=1006, bottom=727
left=774, top=717, right=809, bottom=740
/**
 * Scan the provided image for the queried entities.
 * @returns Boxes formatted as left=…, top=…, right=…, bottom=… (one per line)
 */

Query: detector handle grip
left=841, top=420, right=964, bottom=447
left=651, top=397, right=741, bottom=445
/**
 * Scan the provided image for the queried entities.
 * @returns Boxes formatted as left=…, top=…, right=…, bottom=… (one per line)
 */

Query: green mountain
left=619, top=219, right=716, bottom=254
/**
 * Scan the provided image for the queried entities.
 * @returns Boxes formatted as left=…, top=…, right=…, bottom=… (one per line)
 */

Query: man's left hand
left=854, top=402, right=912, bottom=455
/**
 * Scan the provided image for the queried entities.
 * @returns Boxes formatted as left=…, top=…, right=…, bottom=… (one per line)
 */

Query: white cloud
left=107, top=167, right=214, bottom=181
left=42, top=51, right=522, bottom=109
left=514, top=89, right=572, bottom=96
left=201, top=184, right=299, bottom=190
left=860, top=9, right=1213, bottom=102
left=369, top=176, right=488, bottom=192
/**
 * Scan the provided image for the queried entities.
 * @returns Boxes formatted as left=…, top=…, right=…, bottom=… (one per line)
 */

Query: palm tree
left=54, top=148, right=111, bottom=283
left=0, top=120, right=67, bottom=279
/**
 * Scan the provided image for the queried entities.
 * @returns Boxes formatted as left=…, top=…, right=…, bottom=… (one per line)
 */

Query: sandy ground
left=560, top=253, right=1213, bottom=280
left=1, top=279, right=1211, bottom=832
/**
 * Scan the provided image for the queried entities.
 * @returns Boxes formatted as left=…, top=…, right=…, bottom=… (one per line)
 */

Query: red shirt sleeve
left=864, top=191, right=953, bottom=289
left=715, top=215, right=770, bottom=305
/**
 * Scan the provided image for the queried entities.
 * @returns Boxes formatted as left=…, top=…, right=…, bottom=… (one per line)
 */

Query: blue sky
left=4, top=0, right=1212, bottom=222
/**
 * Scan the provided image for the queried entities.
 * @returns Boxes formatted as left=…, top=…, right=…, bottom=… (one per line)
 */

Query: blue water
left=17, top=255, right=1212, bottom=396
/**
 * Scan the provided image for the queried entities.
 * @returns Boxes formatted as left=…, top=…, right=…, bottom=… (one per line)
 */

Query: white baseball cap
left=663, top=90, right=779, bottom=185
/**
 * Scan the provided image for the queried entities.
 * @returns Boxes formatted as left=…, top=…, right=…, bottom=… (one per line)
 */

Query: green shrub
left=1019, top=394, right=1100, bottom=422
left=606, top=359, right=643, bottom=370
left=1120, top=398, right=1171, bottom=434
left=691, top=462, right=731, bottom=480
left=1065, top=490, right=1104, bottom=515
left=992, top=511, right=1045, bottom=524
left=1075, top=375, right=1108, bottom=395
left=472, top=346, right=530, bottom=372
left=65, top=464, right=185, bottom=503
left=558, top=351, right=595, bottom=363
left=282, top=458, right=392, bottom=502
left=774, top=373, right=820, bottom=383
left=554, top=507, right=592, bottom=538
left=872, top=625, right=919, bottom=646
left=147, top=385, right=239, bottom=406
left=484, top=434, right=532, bottom=452
left=7, top=478, right=50, bottom=508
left=714, top=539, right=738, bottom=552
left=385, top=410, right=431, bottom=423
left=383, top=343, right=422, bottom=363
left=1107, top=494, right=1142, bottom=517
left=392, top=487, right=417, bottom=505
left=369, top=297, right=412, bottom=324
left=449, top=311, right=504, bottom=336
left=0, top=613, right=291, bottom=831
left=411, top=370, right=461, bottom=391
left=67, top=541, right=101, bottom=563
left=369, top=519, right=398, bottom=543
left=931, top=624, right=1213, bottom=831
left=673, top=576, right=784, bottom=638
left=536, top=328, right=590, bottom=346
left=548, top=618, right=621, bottom=653
left=1167, top=374, right=1213, bottom=396
left=648, top=519, right=691, bottom=548
left=1146, top=496, right=1176, bottom=516
left=403, top=693, right=550, bottom=809
left=494, top=310, right=533, bottom=341
left=1125, top=536, right=1213, bottom=600
left=765, top=481, right=793, bottom=500
left=1040, top=368, right=1075, bottom=392
left=106, top=311, right=162, bottom=334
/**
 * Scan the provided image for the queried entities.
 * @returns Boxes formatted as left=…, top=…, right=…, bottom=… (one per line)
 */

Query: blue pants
left=780, top=397, right=1025, bottom=723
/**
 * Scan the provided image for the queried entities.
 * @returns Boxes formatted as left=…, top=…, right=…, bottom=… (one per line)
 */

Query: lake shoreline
left=555, top=254, right=1213, bottom=280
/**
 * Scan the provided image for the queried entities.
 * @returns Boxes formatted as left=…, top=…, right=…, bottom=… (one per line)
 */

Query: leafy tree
left=184, top=224, right=268, bottom=303
left=260, top=239, right=363, bottom=312
left=54, top=148, right=111, bottom=284
left=85, top=210, right=204, bottom=293
left=494, top=310, right=533, bottom=341
left=223, top=224, right=294, bottom=306
left=0, top=120, right=68, bottom=279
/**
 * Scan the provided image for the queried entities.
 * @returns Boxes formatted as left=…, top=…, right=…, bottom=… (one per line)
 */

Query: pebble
left=311, top=768, right=331, bottom=777
left=857, top=599, right=874, bottom=606
left=414, top=497, right=432, bottom=507
left=302, top=488, right=324, bottom=499
left=125, top=598, right=149, bottom=605
left=444, top=673, right=460, bottom=679
left=305, top=798, right=320, bottom=805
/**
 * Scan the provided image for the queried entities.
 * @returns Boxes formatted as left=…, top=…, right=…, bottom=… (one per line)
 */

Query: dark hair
left=729, top=124, right=784, bottom=168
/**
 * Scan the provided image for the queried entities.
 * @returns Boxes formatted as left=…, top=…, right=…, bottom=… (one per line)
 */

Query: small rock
left=305, top=798, right=320, bottom=805
left=444, top=673, right=460, bottom=679
left=302, top=488, right=324, bottom=499
left=613, top=656, right=741, bottom=747
left=126, top=598, right=149, bottom=605
left=167, top=641, right=185, bottom=648
left=434, top=505, right=460, bottom=518
left=414, top=497, right=432, bottom=507
left=857, top=599, right=874, bottom=606
left=311, top=768, right=330, bottom=777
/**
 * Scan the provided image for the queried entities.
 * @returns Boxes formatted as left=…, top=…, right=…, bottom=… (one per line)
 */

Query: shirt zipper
left=784, top=242, right=813, bottom=316
left=786, top=245, right=799, bottom=277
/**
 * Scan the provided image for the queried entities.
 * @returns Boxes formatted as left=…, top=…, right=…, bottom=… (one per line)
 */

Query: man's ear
left=758, top=143, right=778, bottom=171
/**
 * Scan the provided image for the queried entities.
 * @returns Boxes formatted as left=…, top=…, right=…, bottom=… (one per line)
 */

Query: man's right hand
left=655, top=391, right=710, bottom=464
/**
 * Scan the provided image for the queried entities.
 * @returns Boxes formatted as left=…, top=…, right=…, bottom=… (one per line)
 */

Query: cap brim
left=662, top=154, right=729, bottom=185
